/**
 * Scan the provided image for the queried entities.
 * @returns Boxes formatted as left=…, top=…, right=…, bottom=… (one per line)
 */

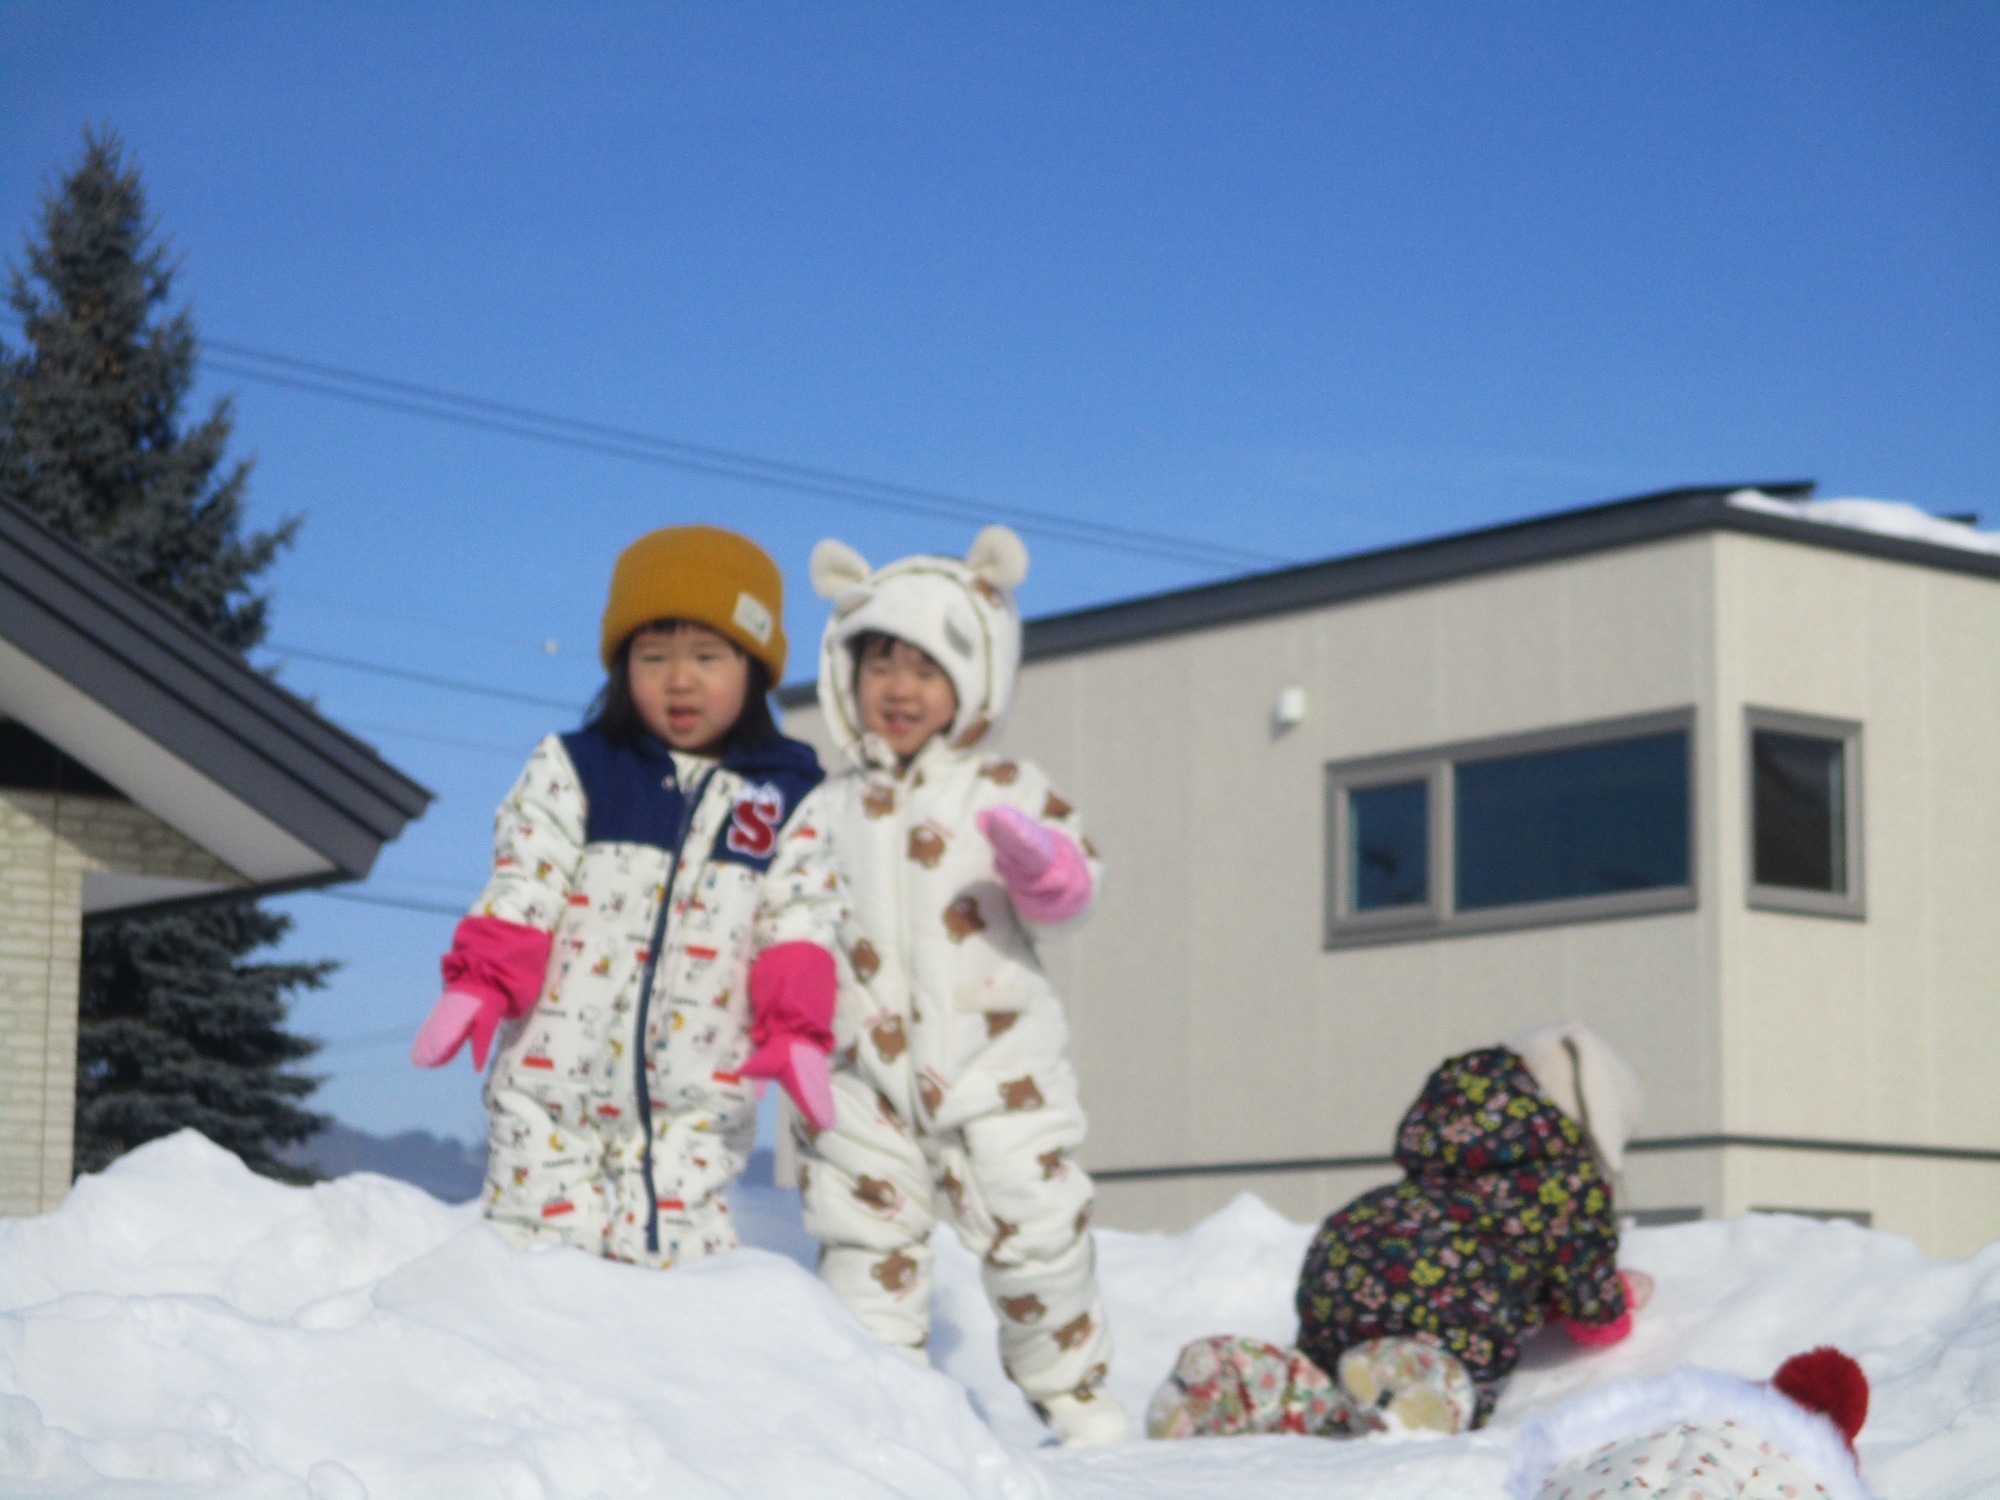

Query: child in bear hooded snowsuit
left=411, top=525, right=845, bottom=1269
left=796, top=526, right=1128, bottom=1445
left=1150, top=1023, right=1646, bottom=1438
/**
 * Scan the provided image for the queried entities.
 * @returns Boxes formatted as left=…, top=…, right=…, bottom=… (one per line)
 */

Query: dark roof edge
left=0, top=497, right=432, bottom=869
left=0, top=501, right=431, bottom=820
left=772, top=479, right=2000, bottom=709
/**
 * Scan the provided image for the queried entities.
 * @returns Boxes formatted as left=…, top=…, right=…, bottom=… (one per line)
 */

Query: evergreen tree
left=0, top=128, right=332, bottom=1182
left=72, top=906, right=332, bottom=1182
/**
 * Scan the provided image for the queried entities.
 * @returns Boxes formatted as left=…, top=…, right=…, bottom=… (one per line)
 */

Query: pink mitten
left=741, top=942, right=837, bottom=1130
left=977, top=805, right=1094, bottom=924
left=414, top=916, right=552, bottom=1070
left=1559, top=1270, right=1646, bottom=1348
left=411, top=989, right=504, bottom=1070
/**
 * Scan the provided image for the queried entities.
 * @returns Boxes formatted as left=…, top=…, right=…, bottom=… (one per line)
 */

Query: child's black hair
left=585, top=620, right=780, bottom=753
left=847, top=629, right=948, bottom=675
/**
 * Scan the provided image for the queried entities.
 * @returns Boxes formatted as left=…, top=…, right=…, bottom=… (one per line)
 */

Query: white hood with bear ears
left=810, top=526, right=1030, bottom=770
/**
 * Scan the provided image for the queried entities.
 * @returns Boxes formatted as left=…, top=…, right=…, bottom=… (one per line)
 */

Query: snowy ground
left=3, top=1134, right=1996, bottom=1499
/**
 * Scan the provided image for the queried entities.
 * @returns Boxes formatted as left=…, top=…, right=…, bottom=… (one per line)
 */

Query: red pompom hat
left=1772, top=1347, right=1869, bottom=1453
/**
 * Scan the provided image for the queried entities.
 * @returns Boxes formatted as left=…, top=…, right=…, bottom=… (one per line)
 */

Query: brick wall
left=0, top=788, right=241, bottom=1216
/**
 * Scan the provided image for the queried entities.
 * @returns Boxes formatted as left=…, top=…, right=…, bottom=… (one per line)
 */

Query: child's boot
left=1040, top=1389, right=1130, bottom=1445
left=1147, top=1334, right=1386, bottom=1440
left=1336, top=1337, right=1477, bottom=1434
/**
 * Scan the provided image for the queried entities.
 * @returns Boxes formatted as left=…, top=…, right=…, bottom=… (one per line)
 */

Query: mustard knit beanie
left=599, top=525, right=788, bottom=678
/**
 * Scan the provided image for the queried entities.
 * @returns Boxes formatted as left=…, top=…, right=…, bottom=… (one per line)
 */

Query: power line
left=316, top=1024, right=417, bottom=1056
left=208, top=352, right=1250, bottom=568
left=264, top=642, right=585, bottom=711
left=343, top=719, right=533, bottom=760
left=204, top=340, right=1285, bottom=571
left=283, top=586, right=571, bottom=658
left=316, top=890, right=464, bottom=917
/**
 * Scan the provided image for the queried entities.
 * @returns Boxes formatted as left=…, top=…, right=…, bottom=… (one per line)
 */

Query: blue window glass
left=1455, top=731, right=1688, bottom=911
left=1349, top=780, right=1429, bottom=911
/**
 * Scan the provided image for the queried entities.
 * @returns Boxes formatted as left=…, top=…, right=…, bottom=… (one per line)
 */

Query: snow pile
left=1729, top=489, right=2000, bottom=557
left=5, top=1132, right=1999, bottom=1498
left=0, top=1134, right=1043, bottom=1500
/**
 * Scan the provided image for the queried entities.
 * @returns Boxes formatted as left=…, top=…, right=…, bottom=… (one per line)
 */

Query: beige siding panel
left=1032, top=537, right=1719, bottom=1226
left=1622, top=1145, right=1725, bottom=1223
left=1720, top=1147, right=2000, bottom=1262
left=1029, top=641, right=1199, bottom=1173
left=1919, top=580, right=2000, bottom=1149
left=1097, top=1161, right=1401, bottom=1238
left=1716, top=537, right=2000, bottom=1161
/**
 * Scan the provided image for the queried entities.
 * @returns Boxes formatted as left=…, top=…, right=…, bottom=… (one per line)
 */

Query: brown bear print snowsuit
left=796, top=529, right=1116, bottom=1418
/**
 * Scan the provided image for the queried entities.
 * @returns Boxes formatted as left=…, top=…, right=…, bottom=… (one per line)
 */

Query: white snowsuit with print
left=797, top=532, right=1116, bottom=1413
left=1509, top=1366, right=1874, bottom=1500
left=474, top=726, right=842, bottom=1267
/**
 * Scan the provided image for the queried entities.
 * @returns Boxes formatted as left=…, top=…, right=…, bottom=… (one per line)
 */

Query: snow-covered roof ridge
left=1729, top=488, right=2000, bottom=557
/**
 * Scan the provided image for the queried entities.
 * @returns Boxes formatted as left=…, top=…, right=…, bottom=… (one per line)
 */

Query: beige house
left=781, top=483, right=2000, bottom=1259
left=0, top=497, right=429, bottom=1216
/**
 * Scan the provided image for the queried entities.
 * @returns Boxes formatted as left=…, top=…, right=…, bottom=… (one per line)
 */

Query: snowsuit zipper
left=633, top=763, right=718, bottom=1256
left=890, top=767, right=921, bottom=1111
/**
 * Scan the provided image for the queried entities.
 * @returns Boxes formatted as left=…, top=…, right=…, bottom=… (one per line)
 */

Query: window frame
left=1744, top=706, right=1865, bottom=921
left=1324, top=759, right=1450, bottom=939
left=1324, top=707, right=1698, bottom=949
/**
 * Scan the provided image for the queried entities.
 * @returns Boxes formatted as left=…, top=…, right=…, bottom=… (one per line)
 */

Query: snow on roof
left=1729, top=488, right=2000, bottom=557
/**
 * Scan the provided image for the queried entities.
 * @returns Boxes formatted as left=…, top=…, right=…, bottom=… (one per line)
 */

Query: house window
left=1349, top=779, right=1430, bottom=911
left=1456, top=731, right=1689, bottom=910
left=1746, top=709, right=1863, bottom=919
left=1326, top=710, right=1695, bottom=947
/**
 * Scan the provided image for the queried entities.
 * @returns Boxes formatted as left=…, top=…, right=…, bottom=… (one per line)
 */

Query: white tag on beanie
left=733, top=591, right=774, bottom=645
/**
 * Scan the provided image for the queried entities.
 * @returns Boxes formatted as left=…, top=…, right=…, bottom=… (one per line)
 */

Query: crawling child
left=1150, top=1022, right=1649, bottom=1437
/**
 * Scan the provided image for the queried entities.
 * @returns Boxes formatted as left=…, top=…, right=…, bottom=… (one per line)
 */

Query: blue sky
left=4, top=3, right=1995, bottom=1142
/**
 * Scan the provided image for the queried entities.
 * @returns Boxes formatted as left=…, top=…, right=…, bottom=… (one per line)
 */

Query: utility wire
left=204, top=340, right=1285, bottom=571
left=316, top=1024, right=417, bottom=1056
left=317, top=890, right=464, bottom=917
left=344, top=719, right=535, bottom=760
left=208, top=353, right=1243, bottom=568
left=264, top=642, right=585, bottom=711
left=284, top=586, right=570, bottom=657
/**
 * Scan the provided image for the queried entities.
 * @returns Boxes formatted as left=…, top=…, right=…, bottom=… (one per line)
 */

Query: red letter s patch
left=726, top=786, right=783, bottom=858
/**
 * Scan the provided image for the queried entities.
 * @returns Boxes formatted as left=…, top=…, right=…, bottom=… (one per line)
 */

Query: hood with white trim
left=810, top=526, right=1029, bottom=769
left=1506, top=1363, right=1874, bottom=1500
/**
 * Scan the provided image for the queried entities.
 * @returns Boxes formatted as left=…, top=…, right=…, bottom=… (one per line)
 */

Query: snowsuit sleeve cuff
left=440, top=915, right=552, bottom=1020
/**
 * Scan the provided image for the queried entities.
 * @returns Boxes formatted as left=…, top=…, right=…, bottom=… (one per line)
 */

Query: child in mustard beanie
left=412, top=524, right=847, bottom=1268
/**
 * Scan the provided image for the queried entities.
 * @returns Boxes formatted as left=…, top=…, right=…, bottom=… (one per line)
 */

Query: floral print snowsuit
left=1296, top=1046, right=1627, bottom=1426
left=473, top=728, right=843, bottom=1268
